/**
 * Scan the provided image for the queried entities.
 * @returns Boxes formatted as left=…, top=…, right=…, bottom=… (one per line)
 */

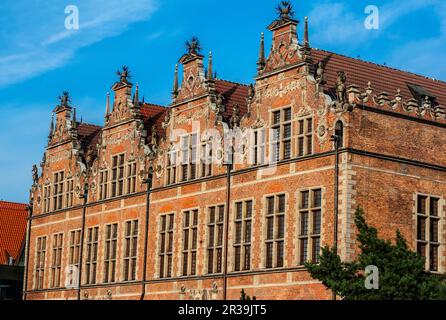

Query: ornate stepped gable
left=32, top=3, right=446, bottom=205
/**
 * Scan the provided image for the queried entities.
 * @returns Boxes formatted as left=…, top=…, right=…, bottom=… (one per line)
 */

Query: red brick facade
left=25, top=4, right=446, bottom=300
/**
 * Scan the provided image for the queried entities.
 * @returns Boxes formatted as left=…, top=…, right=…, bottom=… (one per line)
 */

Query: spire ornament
left=105, top=92, right=110, bottom=116
left=58, top=91, right=71, bottom=108
left=48, top=113, right=54, bottom=141
left=117, top=66, right=131, bottom=84
left=186, top=36, right=201, bottom=55
left=303, top=17, right=309, bottom=48
left=257, top=33, right=266, bottom=73
left=207, top=51, right=213, bottom=80
left=133, top=83, right=139, bottom=107
left=72, top=106, right=77, bottom=129
left=172, top=64, right=179, bottom=98
left=276, top=1, right=294, bottom=19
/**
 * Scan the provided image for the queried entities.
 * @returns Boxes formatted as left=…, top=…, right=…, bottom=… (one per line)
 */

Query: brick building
left=25, top=3, right=446, bottom=300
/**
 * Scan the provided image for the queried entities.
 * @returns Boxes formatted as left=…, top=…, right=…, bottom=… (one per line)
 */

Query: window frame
left=271, top=107, right=292, bottom=162
left=111, top=153, right=125, bottom=197
left=158, top=213, right=175, bottom=278
left=34, top=236, right=47, bottom=290
left=264, top=194, right=286, bottom=269
left=181, top=209, right=199, bottom=276
left=233, top=199, right=253, bottom=271
left=297, top=188, right=322, bottom=265
left=207, top=204, right=225, bottom=274
left=103, top=223, right=118, bottom=283
left=297, top=116, right=313, bottom=157
left=123, top=219, right=139, bottom=282
left=416, top=194, right=442, bottom=272
left=50, top=232, right=63, bottom=288
left=85, top=226, right=99, bottom=285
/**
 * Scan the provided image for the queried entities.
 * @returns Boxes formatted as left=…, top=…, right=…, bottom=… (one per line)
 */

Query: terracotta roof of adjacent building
left=0, top=200, right=28, bottom=265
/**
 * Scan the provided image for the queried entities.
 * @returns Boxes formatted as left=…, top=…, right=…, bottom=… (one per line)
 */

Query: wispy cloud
left=0, top=0, right=158, bottom=87
left=387, top=2, right=446, bottom=80
left=308, top=0, right=439, bottom=47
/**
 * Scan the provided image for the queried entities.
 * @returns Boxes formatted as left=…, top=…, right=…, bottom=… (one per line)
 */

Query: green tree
left=304, top=207, right=446, bottom=300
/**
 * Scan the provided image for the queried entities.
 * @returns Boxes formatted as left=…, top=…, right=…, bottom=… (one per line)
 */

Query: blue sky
left=0, top=0, right=445, bottom=203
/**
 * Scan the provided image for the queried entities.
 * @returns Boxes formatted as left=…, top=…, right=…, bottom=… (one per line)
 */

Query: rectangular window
left=265, top=194, right=286, bottom=268
left=159, top=214, right=174, bottom=278
left=34, top=236, right=47, bottom=289
left=233, top=200, right=253, bottom=271
left=167, top=148, right=177, bottom=185
left=111, top=154, right=125, bottom=197
left=65, top=178, right=74, bottom=207
left=127, top=162, right=137, bottom=194
left=298, top=189, right=322, bottom=264
left=99, top=170, right=108, bottom=200
left=123, top=220, right=139, bottom=281
left=43, top=185, right=51, bottom=213
left=182, top=209, right=199, bottom=276
left=50, top=233, right=63, bottom=288
left=297, top=117, right=313, bottom=156
left=208, top=205, right=225, bottom=274
left=68, top=230, right=81, bottom=269
left=416, top=195, right=441, bottom=271
left=104, top=223, right=118, bottom=283
left=181, top=134, right=198, bottom=181
left=52, top=171, right=64, bottom=210
left=85, top=226, right=99, bottom=285
left=250, top=128, right=266, bottom=166
left=271, top=108, right=292, bottom=162
left=201, top=141, right=212, bottom=178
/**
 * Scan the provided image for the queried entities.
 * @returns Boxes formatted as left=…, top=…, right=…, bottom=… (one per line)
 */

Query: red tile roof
left=77, top=122, right=102, bottom=151
left=215, top=79, right=249, bottom=118
left=0, top=201, right=28, bottom=265
left=312, top=49, right=446, bottom=106
left=141, top=103, right=168, bottom=138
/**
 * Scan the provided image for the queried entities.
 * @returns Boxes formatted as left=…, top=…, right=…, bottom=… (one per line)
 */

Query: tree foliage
left=304, top=207, right=446, bottom=300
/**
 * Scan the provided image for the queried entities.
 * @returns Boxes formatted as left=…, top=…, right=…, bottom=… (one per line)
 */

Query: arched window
left=335, top=121, right=344, bottom=148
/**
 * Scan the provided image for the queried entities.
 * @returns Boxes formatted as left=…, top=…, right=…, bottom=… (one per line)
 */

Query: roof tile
left=0, top=200, right=28, bottom=265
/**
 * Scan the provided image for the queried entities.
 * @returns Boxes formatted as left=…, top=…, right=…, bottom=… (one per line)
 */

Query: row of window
left=40, top=117, right=346, bottom=212
left=42, top=172, right=74, bottom=213
left=34, top=220, right=139, bottom=290
left=42, top=156, right=138, bottom=213
left=158, top=189, right=322, bottom=278
left=99, top=154, right=137, bottom=200
left=165, top=115, right=320, bottom=185
left=33, top=192, right=443, bottom=289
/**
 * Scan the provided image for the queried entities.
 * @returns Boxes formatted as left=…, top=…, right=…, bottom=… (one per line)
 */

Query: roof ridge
left=0, top=200, right=27, bottom=207
left=313, top=48, right=446, bottom=85
left=77, top=122, right=103, bottom=129
left=215, top=78, right=249, bottom=87
left=141, top=102, right=166, bottom=109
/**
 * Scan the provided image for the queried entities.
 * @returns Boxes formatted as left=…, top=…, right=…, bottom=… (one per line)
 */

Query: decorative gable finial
left=133, top=83, right=139, bottom=107
left=117, top=65, right=131, bottom=84
left=48, top=113, right=54, bottom=141
left=186, top=36, right=201, bottom=55
left=257, top=32, right=266, bottom=73
left=72, top=106, right=77, bottom=129
left=207, top=51, right=213, bottom=80
left=303, top=17, right=310, bottom=48
left=276, top=1, right=294, bottom=19
left=172, top=64, right=179, bottom=98
left=58, top=91, right=71, bottom=107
